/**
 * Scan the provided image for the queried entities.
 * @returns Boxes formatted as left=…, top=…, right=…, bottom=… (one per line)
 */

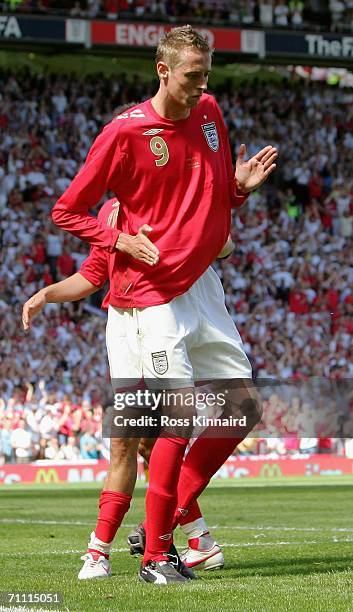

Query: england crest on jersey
left=201, top=121, right=219, bottom=152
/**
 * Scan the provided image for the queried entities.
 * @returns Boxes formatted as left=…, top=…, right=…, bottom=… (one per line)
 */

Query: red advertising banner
left=90, top=21, right=243, bottom=53
left=1, top=455, right=352, bottom=485
left=215, top=454, right=353, bottom=479
left=91, top=20, right=116, bottom=45
left=0, top=460, right=111, bottom=485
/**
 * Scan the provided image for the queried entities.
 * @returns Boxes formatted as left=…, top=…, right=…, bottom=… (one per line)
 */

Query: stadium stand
left=0, top=0, right=334, bottom=32
left=0, top=70, right=352, bottom=462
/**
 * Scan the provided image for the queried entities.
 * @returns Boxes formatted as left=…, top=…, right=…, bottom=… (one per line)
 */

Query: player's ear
left=156, top=61, right=169, bottom=81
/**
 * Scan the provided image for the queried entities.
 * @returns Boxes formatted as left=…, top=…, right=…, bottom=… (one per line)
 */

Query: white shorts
left=106, top=266, right=252, bottom=387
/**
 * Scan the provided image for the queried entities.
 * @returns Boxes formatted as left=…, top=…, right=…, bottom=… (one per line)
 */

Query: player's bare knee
left=138, top=437, right=155, bottom=463
left=109, top=438, right=139, bottom=468
left=241, top=396, right=263, bottom=428
left=160, top=387, right=195, bottom=438
left=222, top=382, right=263, bottom=429
left=242, top=386, right=263, bottom=422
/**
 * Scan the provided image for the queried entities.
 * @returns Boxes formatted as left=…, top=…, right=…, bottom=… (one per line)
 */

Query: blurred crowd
left=0, top=0, right=338, bottom=33
left=330, top=0, right=353, bottom=31
left=217, top=80, right=353, bottom=383
left=0, top=69, right=353, bottom=463
left=0, top=385, right=109, bottom=463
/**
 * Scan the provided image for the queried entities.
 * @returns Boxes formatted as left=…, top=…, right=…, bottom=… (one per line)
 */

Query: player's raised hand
left=234, top=144, right=277, bottom=194
left=116, top=225, right=160, bottom=266
left=22, top=290, right=47, bottom=331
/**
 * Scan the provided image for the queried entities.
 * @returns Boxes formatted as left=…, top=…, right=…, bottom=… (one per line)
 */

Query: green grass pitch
left=1, top=477, right=353, bottom=611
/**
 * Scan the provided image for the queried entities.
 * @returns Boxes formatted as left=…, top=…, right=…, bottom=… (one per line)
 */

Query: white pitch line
left=0, top=539, right=352, bottom=557
left=209, top=525, right=353, bottom=533
left=0, top=519, right=93, bottom=526
left=0, top=519, right=142, bottom=528
left=0, top=547, right=130, bottom=557
left=1, top=518, right=353, bottom=534
left=221, top=541, right=320, bottom=548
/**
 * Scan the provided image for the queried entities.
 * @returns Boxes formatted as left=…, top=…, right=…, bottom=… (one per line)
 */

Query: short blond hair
left=156, top=25, right=212, bottom=69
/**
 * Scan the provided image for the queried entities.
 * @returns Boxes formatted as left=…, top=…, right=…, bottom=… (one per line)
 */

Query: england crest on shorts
left=151, top=351, right=169, bottom=375
left=201, top=121, right=219, bottom=152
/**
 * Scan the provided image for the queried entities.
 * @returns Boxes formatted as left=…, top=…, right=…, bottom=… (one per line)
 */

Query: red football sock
left=141, top=499, right=202, bottom=530
left=94, top=490, right=131, bottom=544
left=172, top=431, right=246, bottom=529
left=178, top=499, right=202, bottom=526
left=143, top=437, right=189, bottom=564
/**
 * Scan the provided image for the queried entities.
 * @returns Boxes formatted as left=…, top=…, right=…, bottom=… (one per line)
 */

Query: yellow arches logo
left=34, top=469, right=60, bottom=484
left=259, top=463, right=282, bottom=478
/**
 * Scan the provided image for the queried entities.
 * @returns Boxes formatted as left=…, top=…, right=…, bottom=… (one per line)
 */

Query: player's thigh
left=189, top=268, right=252, bottom=380
left=106, top=305, right=142, bottom=385
left=137, top=297, right=196, bottom=382
left=138, top=301, right=198, bottom=435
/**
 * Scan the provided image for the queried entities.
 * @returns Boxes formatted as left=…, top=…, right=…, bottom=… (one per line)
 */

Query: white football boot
left=180, top=532, right=224, bottom=571
left=78, top=531, right=112, bottom=580
left=78, top=552, right=112, bottom=580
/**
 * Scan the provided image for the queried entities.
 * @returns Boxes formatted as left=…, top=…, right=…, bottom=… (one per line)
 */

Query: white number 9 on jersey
left=150, top=136, right=169, bottom=167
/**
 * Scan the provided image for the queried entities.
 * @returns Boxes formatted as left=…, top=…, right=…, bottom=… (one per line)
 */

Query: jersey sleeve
left=79, top=245, right=109, bottom=287
left=214, top=101, right=248, bottom=210
left=52, top=122, right=124, bottom=251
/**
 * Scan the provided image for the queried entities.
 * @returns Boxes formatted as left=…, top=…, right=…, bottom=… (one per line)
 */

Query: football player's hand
left=235, top=144, right=277, bottom=194
left=22, top=290, right=47, bottom=331
left=116, top=225, right=159, bottom=266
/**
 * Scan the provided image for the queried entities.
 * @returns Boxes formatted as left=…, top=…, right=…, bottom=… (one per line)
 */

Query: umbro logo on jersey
left=131, top=109, right=145, bottom=117
left=143, top=128, right=164, bottom=135
left=201, top=121, right=219, bottom=152
left=177, top=508, right=189, bottom=517
left=159, top=533, right=172, bottom=540
left=116, top=109, right=146, bottom=120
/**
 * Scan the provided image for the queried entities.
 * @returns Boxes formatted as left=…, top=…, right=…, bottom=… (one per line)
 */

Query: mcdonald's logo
left=34, top=468, right=60, bottom=484
left=259, top=463, right=282, bottom=478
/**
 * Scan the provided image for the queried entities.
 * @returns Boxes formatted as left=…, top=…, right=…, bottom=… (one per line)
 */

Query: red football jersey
left=53, top=94, right=246, bottom=308
left=79, top=199, right=113, bottom=309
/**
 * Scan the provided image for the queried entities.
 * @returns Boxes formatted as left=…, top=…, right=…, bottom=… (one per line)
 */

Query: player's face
left=164, top=48, right=212, bottom=110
